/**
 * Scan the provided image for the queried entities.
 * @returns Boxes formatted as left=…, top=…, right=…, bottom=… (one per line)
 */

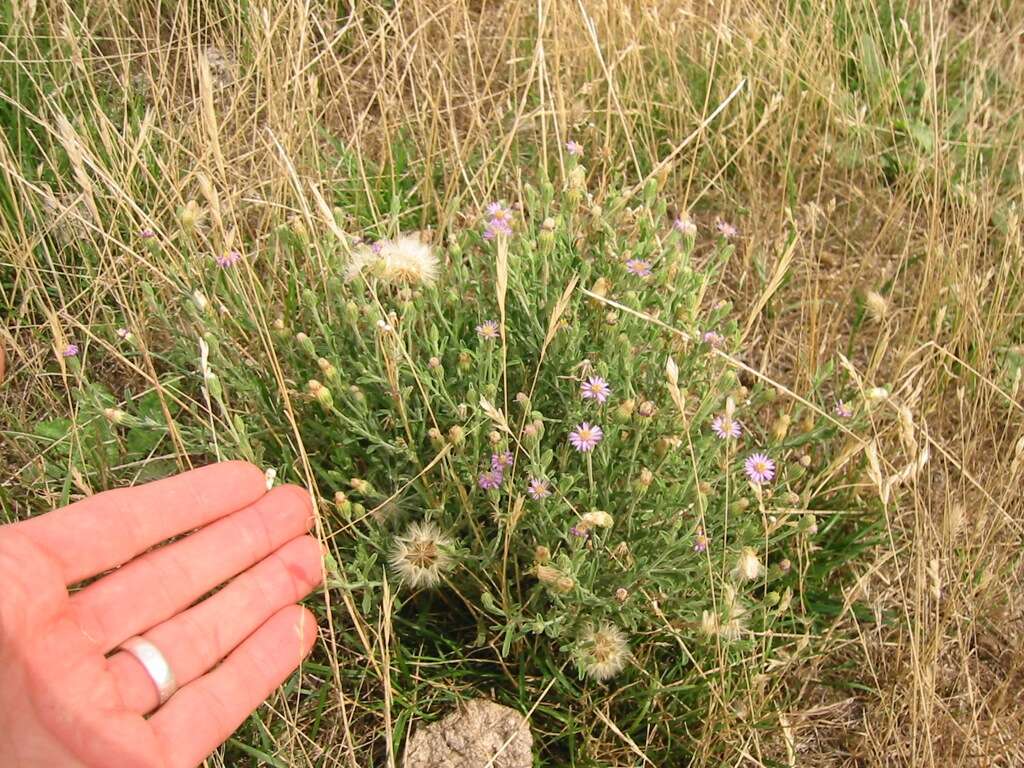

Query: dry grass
left=2, top=0, right=1023, bottom=764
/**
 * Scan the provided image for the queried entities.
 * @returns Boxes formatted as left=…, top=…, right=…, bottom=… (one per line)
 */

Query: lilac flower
left=216, top=249, right=242, bottom=268
left=569, top=422, right=603, bottom=452
left=483, top=219, right=513, bottom=240
left=711, top=414, right=742, bottom=439
left=478, top=468, right=504, bottom=490
left=715, top=218, right=738, bottom=239
left=835, top=400, right=852, bottom=419
left=744, top=453, right=776, bottom=485
left=527, top=478, right=552, bottom=500
left=625, top=258, right=652, bottom=278
left=570, top=525, right=590, bottom=539
left=476, top=320, right=500, bottom=340
left=580, top=376, right=611, bottom=404
left=371, top=240, right=387, bottom=254
left=693, top=529, right=710, bottom=553
left=116, top=327, right=131, bottom=340
left=492, top=451, right=514, bottom=471
left=566, top=140, right=583, bottom=157
left=62, top=343, right=79, bottom=358
left=702, top=330, right=725, bottom=348
left=140, top=227, right=155, bottom=239
left=673, top=215, right=697, bottom=235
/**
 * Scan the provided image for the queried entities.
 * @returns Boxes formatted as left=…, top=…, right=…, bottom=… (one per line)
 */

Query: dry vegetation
left=2, top=0, right=1024, bottom=765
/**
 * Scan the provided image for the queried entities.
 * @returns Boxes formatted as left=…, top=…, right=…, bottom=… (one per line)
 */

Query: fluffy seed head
left=733, top=547, right=764, bottom=582
left=346, top=235, right=439, bottom=286
left=390, top=521, right=454, bottom=589
left=577, top=622, right=630, bottom=681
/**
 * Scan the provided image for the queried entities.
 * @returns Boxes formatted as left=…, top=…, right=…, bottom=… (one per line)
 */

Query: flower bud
left=638, top=400, right=657, bottom=418
left=534, top=545, right=551, bottom=564
left=488, top=430, right=501, bottom=445
left=800, top=514, right=818, bottom=535
left=698, top=480, right=713, bottom=496
left=799, top=454, right=812, bottom=467
left=334, top=491, right=352, bottom=517
left=447, top=425, right=465, bottom=445
left=636, top=467, right=654, bottom=489
left=272, top=317, right=285, bottom=331
left=778, top=558, right=792, bottom=574
left=296, top=332, right=316, bottom=357
left=428, top=427, right=444, bottom=448
left=605, top=310, right=619, bottom=325
left=428, top=356, right=442, bottom=371
left=458, top=351, right=472, bottom=373
left=615, top=587, right=629, bottom=603
left=614, top=398, right=635, bottom=422
left=179, top=199, right=200, bottom=233
left=349, top=385, right=366, bottom=404
left=318, top=357, right=339, bottom=383
left=349, top=477, right=373, bottom=495
left=771, top=413, right=791, bottom=441
left=103, top=408, right=129, bottom=426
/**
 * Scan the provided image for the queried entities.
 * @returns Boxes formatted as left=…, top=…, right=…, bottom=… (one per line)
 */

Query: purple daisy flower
left=580, top=376, right=611, bottom=404
left=569, top=423, right=603, bottom=452
left=702, top=330, right=725, bottom=348
left=711, top=414, right=742, bottom=439
left=116, top=327, right=131, bottom=340
left=478, top=468, right=504, bottom=490
left=476, top=320, right=500, bottom=340
left=492, top=451, right=514, bottom=471
left=216, top=249, right=242, bottom=268
left=715, top=218, right=738, bottom=239
left=570, top=525, right=590, bottom=538
left=566, top=140, right=583, bottom=157
left=140, top=227, right=156, bottom=239
left=744, top=453, right=776, bottom=485
left=673, top=215, right=697, bottom=235
left=693, top=528, right=709, bottom=553
left=625, top=258, right=652, bottom=278
left=483, top=219, right=513, bottom=240
left=527, top=478, right=551, bottom=500
left=835, top=400, right=852, bottom=419
left=62, top=343, right=79, bottom=358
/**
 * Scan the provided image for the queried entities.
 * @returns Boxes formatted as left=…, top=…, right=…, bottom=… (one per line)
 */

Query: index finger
left=12, top=461, right=267, bottom=584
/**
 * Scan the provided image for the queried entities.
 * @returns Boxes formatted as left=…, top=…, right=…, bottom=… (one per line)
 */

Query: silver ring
left=119, top=636, right=177, bottom=705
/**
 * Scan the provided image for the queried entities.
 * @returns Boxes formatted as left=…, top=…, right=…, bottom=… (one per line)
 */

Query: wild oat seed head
left=390, top=521, right=454, bottom=589
left=578, top=622, right=629, bottom=682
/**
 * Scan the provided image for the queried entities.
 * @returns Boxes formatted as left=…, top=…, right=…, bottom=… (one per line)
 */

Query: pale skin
left=0, top=461, right=323, bottom=768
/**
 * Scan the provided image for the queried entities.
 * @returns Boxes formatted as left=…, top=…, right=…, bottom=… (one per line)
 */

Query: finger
left=108, top=535, right=323, bottom=714
left=72, top=484, right=314, bottom=651
left=13, top=461, right=267, bottom=584
left=150, top=605, right=318, bottom=768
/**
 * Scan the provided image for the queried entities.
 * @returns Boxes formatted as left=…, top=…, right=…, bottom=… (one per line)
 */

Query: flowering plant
left=115, top=155, right=876, bottom=761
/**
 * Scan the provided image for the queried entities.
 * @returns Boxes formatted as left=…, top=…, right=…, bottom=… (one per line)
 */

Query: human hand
left=0, top=462, right=322, bottom=767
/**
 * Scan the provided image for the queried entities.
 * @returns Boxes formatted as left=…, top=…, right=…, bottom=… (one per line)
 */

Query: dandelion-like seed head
left=580, top=376, right=612, bottom=403
left=390, top=521, right=454, bottom=589
left=578, top=622, right=630, bottom=682
left=569, top=422, right=604, bottom=452
left=711, top=414, right=742, bottom=439
left=733, top=547, right=764, bottom=582
left=346, top=235, right=439, bottom=286
left=527, top=477, right=551, bottom=500
left=744, top=452, right=776, bottom=485
left=476, top=320, right=500, bottom=340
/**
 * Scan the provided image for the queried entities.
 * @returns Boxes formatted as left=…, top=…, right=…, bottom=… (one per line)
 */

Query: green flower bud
left=295, top=332, right=316, bottom=357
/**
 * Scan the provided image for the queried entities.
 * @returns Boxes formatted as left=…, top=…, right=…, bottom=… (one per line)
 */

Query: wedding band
left=119, top=636, right=178, bottom=705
